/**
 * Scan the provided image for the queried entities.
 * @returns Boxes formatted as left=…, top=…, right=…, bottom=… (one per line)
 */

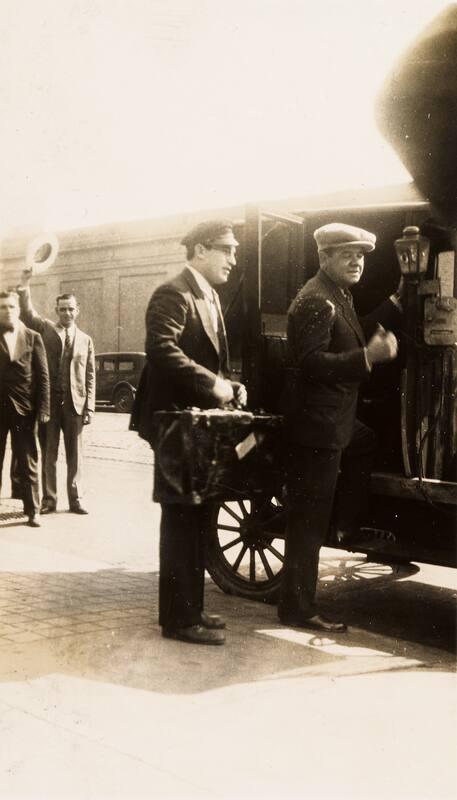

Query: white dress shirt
left=187, top=265, right=219, bottom=332
left=55, top=324, right=76, bottom=349
left=187, top=264, right=231, bottom=395
left=3, top=326, right=19, bottom=360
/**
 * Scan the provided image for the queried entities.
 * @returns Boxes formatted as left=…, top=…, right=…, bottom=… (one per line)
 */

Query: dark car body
left=95, top=352, right=146, bottom=413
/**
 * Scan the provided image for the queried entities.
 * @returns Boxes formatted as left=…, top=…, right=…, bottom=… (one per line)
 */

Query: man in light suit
left=18, top=277, right=95, bottom=515
left=0, top=291, right=50, bottom=527
left=131, top=219, right=247, bottom=645
left=279, top=223, right=402, bottom=633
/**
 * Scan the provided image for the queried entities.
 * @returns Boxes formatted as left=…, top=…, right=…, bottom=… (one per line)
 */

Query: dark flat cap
left=314, top=223, right=376, bottom=253
left=181, top=219, right=239, bottom=249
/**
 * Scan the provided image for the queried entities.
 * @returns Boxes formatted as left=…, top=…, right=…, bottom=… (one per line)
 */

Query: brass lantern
left=394, top=226, right=430, bottom=275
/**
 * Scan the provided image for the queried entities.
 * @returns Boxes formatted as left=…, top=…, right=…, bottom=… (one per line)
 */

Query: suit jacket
left=130, top=267, right=230, bottom=443
left=282, top=269, right=401, bottom=450
left=18, top=288, right=95, bottom=415
left=0, top=322, right=50, bottom=418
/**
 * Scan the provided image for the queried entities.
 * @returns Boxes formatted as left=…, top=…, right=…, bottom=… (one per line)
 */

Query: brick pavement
left=0, top=498, right=27, bottom=524
left=0, top=568, right=156, bottom=648
left=0, top=434, right=456, bottom=799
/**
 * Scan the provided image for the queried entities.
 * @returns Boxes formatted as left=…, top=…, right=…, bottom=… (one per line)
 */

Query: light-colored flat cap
left=314, top=222, right=376, bottom=252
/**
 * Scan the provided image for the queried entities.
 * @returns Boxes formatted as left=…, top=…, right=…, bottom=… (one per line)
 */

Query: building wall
left=0, top=218, right=198, bottom=353
left=0, top=183, right=426, bottom=354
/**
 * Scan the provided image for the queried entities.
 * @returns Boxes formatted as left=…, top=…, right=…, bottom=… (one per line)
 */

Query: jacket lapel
left=318, top=271, right=366, bottom=345
left=0, top=334, right=9, bottom=359
left=182, top=267, right=220, bottom=355
left=213, top=292, right=230, bottom=370
left=73, top=327, right=82, bottom=356
left=340, top=296, right=366, bottom=345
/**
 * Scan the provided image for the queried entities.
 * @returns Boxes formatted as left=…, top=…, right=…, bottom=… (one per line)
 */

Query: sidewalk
left=0, top=443, right=456, bottom=800
left=0, top=497, right=27, bottom=524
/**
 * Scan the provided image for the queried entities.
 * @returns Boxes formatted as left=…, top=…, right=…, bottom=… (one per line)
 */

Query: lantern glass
left=394, top=226, right=430, bottom=275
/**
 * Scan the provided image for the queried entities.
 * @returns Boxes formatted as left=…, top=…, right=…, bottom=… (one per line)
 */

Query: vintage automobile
left=95, top=352, right=146, bottom=413
left=151, top=6, right=457, bottom=602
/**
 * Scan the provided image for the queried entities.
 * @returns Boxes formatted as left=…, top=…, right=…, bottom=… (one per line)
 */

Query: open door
left=242, top=205, right=305, bottom=411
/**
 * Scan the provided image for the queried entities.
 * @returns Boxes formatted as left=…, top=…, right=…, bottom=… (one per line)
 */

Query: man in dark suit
left=18, top=278, right=95, bottom=515
left=131, top=219, right=247, bottom=645
left=0, top=291, right=50, bottom=527
left=279, top=223, right=401, bottom=633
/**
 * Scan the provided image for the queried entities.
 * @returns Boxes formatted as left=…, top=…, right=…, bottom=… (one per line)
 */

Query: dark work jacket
left=130, top=267, right=230, bottom=445
left=282, top=269, right=401, bottom=450
left=0, top=322, right=50, bottom=418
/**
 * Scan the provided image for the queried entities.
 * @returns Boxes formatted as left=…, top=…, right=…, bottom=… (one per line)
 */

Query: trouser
left=0, top=447, right=23, bottom=500
left=279, top=420, right=376, bottom=620
left=10, top=455, right=23, bottom=499
left=0, top=404, right=39, bottom=516
left=40, top=395, right=84, bottom=508
left=158, top=503, right=214, bottom=630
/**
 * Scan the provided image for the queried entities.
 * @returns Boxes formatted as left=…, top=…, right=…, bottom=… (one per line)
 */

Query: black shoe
left=162, top=624, right=225, bottom=645
left=40, top=503, right=56, bottom=514
left=69, top=504, right=89, bottom=515
left=200, top=611, right=226, bottom=630
left=279, top=613, right=347, bottom=633
left=27, top=514, right=41, bottom=528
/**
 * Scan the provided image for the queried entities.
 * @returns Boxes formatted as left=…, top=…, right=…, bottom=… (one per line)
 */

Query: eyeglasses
left=205, top=243, right=236, bottom=256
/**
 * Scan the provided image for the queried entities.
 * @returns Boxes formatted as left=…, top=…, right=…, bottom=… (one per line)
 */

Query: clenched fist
left=366, top=326, right=398, bottom=365
left=212, top=376, right=235, bottom=406
left=231, top=381, right=247, bottom=408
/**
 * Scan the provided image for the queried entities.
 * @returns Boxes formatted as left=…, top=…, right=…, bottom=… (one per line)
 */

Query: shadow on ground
left=317, top=555, right=456, bottom=653
left=0, top=555, right=455, bottom=694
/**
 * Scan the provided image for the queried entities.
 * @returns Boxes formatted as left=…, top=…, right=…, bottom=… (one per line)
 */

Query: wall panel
left=119, top=273, right=167, bottom=351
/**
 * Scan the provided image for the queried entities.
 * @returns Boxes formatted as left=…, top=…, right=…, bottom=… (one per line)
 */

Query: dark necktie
left=344, top=290, right=354, bottom=309
left=59, top=329, right=73, bottom=395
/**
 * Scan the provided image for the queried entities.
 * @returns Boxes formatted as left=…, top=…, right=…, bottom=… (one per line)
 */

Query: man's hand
left=231, top=381, right=247, bottom=408
left=212, top=377, right=235, bottom=406
left=396, top=275, right=405, bottom=297
left=19, top=269, right=32, bottom=287
left=16, top=268, right=32, bottom=294
left=390, top=275, right=405, bottom=308
left=366, top=326, right=398, bottom=365
left=83, top=411, right=93, bottom=425
left=38, top=413, right=50, bottom=424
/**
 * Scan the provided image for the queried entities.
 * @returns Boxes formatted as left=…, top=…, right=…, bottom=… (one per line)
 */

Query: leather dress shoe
left=162, top=624, right=225, bottom=645
left=279, top=613, right=347, bottom=633
left=40, top=503, right=56, bottom=514
left=27, top=514, right=41, bottom=528
left=200, top=611, right=226, bottom=630
left=69, top=504, right=89, bottom=515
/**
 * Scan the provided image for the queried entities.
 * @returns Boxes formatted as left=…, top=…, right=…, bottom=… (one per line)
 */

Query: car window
left=95, top=360, right=101, bottom=373
left=119, top=360, right=134, bottom=372
left=103, top=359, right=116, bottom=372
